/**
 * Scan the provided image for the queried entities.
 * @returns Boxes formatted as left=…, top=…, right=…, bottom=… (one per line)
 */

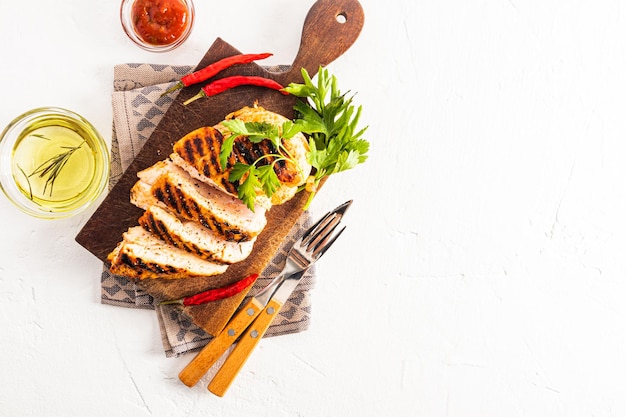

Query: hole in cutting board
left=336, top=12, right=347, bottom=24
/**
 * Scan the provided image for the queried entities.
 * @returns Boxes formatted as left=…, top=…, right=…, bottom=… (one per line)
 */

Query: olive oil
left=12, top=125, right=96, bottom=207
left=0, top=107, right=108, bottom=218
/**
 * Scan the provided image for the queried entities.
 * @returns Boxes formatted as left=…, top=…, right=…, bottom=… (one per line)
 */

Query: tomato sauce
left=131, top=0, right=190, bottom=46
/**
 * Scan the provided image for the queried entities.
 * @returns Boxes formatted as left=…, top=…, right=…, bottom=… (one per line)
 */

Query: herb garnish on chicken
left=221, top=67, right=370, bottom=210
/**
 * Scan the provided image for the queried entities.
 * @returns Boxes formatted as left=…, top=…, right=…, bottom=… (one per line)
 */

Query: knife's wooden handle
left=178, top=298, right=263, bottom=387
left=208, top=299, right=283, bottom=396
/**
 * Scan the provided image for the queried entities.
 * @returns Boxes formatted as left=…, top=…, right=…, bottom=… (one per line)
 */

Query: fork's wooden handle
left=208, top=299, right=283, bottom=396
left=178, top=298, right=263, bottom=387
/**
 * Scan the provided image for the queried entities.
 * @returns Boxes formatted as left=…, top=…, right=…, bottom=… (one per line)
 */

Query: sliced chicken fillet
left=138, top=205, right=255, bottom=264
left=108, top=226, right=228, bottom=279
left=172, top=105, right=311, bottom=207
left=131, top=159, right=267, bottom=242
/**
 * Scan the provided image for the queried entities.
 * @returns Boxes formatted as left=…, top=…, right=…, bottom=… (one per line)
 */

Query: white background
left=2, top=0, right=626, bottom=416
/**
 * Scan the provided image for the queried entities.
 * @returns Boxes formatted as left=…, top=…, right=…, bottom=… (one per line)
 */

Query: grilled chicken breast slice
left=138, top=205, right=255, bottom=264
left=171, top=126, right=236, bottom=194
left=172, top=105, right=311, bottom=207
left=131, top=159, right=267, bottom=242
left=108, top=226, right=228, bottom=279
left=170, top=152, right=273, bottom=210
left=216, top=105, right=311, bottom=188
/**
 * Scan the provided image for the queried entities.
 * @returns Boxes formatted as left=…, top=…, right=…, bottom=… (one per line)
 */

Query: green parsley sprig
left=220, top=67, right=369, bottom=211
left=219, top=119, right=303, bottom=210
left=284, top=66, right=369, bottom=208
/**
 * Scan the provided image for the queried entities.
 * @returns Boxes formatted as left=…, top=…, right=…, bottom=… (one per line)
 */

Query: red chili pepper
left=183, top=76, right=289, bottom=105
left=162, top=53, right=273, bottom=96
left=160, top=273, right=259, bottom=306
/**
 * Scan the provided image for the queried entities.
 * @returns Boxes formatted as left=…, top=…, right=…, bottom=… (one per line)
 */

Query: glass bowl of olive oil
left=0, top=107, right=109, bottom=219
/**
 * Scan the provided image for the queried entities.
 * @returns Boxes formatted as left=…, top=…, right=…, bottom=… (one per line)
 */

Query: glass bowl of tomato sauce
left=120, top=0, right=195, bottom=52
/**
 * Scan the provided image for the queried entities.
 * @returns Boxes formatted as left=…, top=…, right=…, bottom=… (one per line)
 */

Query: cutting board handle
left=272, top=0, right=365, bottom=85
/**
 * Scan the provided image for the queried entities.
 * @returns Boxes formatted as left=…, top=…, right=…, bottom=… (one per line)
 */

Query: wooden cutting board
left=75, top=0, right=364, bottom=336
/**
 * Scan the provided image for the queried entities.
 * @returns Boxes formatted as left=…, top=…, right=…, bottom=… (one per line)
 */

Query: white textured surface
left=2, top=0, right=626, bottom=415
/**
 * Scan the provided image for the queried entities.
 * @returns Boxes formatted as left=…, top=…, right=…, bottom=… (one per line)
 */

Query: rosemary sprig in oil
left=18, top=135, right=85, bottom=199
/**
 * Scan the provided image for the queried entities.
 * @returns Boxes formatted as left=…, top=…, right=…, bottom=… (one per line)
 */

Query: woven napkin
left=100, top=63, right=315, bottom=358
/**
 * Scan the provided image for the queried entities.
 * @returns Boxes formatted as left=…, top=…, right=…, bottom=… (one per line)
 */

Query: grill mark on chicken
left=150, top=262, right=170, bottom=274
left=194, top=205, right=215, bottom=232
left=191, top=136, right=207, bottom=159
left=109, top=226, right=230, bottom=279
left=273, top=157, right=297, bottom=183
left=140, top=211, right=177, bottom=247
left=138, top=207, right=251, bottom=264
left=144, top=216, right=206, bottom=259
left=175, top=184, right=196, bottom=219
left=229, top=138, right=300, bottom=185
left=218, top=106, right=311, bottom=191
left=220, top=177, right=238, bottom=194
left=202, top=215, right=243, bottom=242
left=232, top=139, right=259, bottom=166
left=173, top=123, right=305, bottom=202
left=174, top=127, right=240, bottom=196
left=149, top=173, right=257, bottom=242
left=134, top=159, right=267, bottom=234
left=120, top=253, right=177, bottom=275
left=176, top=128, right=223, bottom=175
left=201, top=161, right=212, bottom=178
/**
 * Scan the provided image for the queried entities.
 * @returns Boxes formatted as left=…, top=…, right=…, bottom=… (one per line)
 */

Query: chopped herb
left=220, top=120, right=302, bottom=211
left=17, top=165, right=33, bottom=200
left=30, top=134, right=52, bottom=141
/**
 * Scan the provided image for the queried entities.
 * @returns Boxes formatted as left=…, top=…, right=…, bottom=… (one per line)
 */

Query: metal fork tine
left=306, top=214, right=343, bottom=255
left=313, top=225, right=346, bottom=259
left=307, top=214, right=340, bottom=250
left=301, top=200, right=353, bottom=243
left=301, top=212, right=335, bottom=247
left=300, top=215, right=328, bottom=244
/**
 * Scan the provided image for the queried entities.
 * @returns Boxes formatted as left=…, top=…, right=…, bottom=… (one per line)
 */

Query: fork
left=178, top=200, right=352, bottom=394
